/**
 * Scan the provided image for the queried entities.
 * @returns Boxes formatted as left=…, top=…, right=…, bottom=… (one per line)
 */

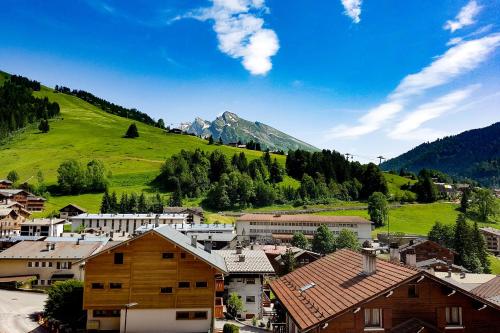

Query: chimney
left=238, top=254, right=246, bottom=262
left=405, top=249, right=416, bottom=267
left=447, top=269, right=452, bottom=278
left=250, top=243, right=254, bottom=250
left=155, top=215, right=159, bottom=228
left=389, top=242, right=400, bottom=262
left=362, top=248, right=377, bottom=275
left=46, top=243, right=51, bottom=251
left=50, top=243, right=55, bottom=250
left=204, top=241, right=212, bottom=253
left=191, top=235, right=198, bottom=247
left=460, top=272, right=466, bottom=279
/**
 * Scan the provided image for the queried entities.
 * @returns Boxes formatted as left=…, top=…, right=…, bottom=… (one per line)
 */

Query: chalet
left=0, top=179, right=13, bottom=189
left=270, top=248, right=500, bottom=333
left=0, top=208, right=24, bottom=237
left=480, top=227, right=500, bottom=255
left=20, top=218, right=67, bottom=237
left=162, top=206, right=204, bottom=223
left=0, top=200, right=31, bottom=219
left=59, top=203, right=87, bottom=219
left=215, top=246, right=275, bottom=319
left=0, top=189, right=46, bottom=211
left=69, top=213, right=188, bottom=235
left=236, top=214, right=372, bottom=244
left=416, top=258, right=469, bottom=273
left=274, top=248, right=320, bottom=274
left=0, top=240, right=106, bottom=288
left=82, top=225, right=227, bottom=332
left=399, top=239, right=455, bottom=264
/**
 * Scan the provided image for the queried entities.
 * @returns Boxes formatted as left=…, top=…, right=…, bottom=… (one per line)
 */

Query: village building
left=82, top=225, right=227, bottom=333
left=270, top=248, right=500, bottom=333
left=399, top=239, right=456, bottom=264
left=163, top=206, right=204, bottom=224
left=0, top=235, right=45, bottom=251
left=0, top=239, right=107, bottom=288
left=0, top=208, right=25, bottom=237
left=274, top=248, right=320, bottom=274
left=0, top=179, right=13, bottom=189
left=69, top=213, right=188, bottom=235
left=59, top=203, right=87, bottom=219
left=0, top=189, right=46, bottom=211
left=236, top=214, right=372, bottom=244
left=215, top=246, right=275, bottom=319
left=480, top=227, right=500, bottom=255
left=20, top=218, right=67, bottom=237
left=416, top=258, right=469, bottom=273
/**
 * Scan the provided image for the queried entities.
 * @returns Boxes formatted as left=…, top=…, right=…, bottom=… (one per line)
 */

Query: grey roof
left=21, top=218, right=67, bottom=226
left=214, top=249, right=275, bottom=274
left=189, top=233, right=236, bottom=242
left=44, top=236, right=111, bottom=243
left=154, top=225, right=227, bottom=273
left=135, top=223, right=234, bottom=234
left=0, top=208, right=17, bottom=218
left=416, top=258, right=469, bottom=272
left=71, top=213, right=188, bottom=220
left=480, top=227, right=500, bottom=236
left=0, top=241, right=102, bottom=260
left=275, top=249, right=320, bottom=262
left=0, top=179, right=13, bottom=184
left=0, top=236, right=45, bottom=242
left=0, top=189, right=32, bottom=196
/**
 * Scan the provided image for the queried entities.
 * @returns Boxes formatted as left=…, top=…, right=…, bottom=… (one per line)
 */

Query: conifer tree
left=124, top=123, right=139, bottom=138
left=138, top=192, right=147, bottom=213
left=100, top=190, right=111, bottom=213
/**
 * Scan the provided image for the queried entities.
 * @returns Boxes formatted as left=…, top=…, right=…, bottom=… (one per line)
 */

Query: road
left=0, top=289, right=47, bottom=333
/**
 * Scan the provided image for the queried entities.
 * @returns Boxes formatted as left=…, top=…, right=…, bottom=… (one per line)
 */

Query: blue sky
left=1, top=0, right=499, bottom=162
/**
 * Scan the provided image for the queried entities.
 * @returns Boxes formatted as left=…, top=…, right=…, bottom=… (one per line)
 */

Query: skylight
left=299, top=282, right=316, bottom=293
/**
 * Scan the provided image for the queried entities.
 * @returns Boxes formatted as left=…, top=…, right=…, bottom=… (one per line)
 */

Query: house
left=274, top=249, right=320, bottom=274
left=0, top=189, right=46, bottom=211
left=0, top=208, right=24, bottom=237
left=0, top=240, right=106, bottom=288
left=415, top=258, right=469, bottom=273
left=0, top=179, right=13, bottom=189
left=215, top=246, right=275, bottom=319
left=162, top=206, right=204, bottom=223
left=480, top=227, right=500, bottom=255
left=270, top=248, right=500, bottom=333
left=59, top=203, right=87, bottom=219
left=236, top=214, right=372, bottom=244
left=0, top=200, right=32, bottom=219
left=82, top=225, right=227, bottom=333
left=399, top=239, right=456, bottom=264
left=69, top=213, right=188, bottom=235
left=20, top=218, right=67, bottom=237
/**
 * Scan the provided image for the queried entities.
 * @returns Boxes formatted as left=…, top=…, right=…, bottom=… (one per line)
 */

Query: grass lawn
left=205, top=213, right=236, bottom=224
left=383, top=172, right=416, bottom=199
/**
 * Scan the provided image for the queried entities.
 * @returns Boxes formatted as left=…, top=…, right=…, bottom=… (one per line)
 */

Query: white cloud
left=182, top=0, right=279, bottom=75
left=446, top=37, right=463, bottom=46
left=326, top=33, right=500, bottom=139
left=444, top=0, right=481, bottom=32
left=390, top=85, right=479, bottom=139
left=340, top=0, right=362, bottom=24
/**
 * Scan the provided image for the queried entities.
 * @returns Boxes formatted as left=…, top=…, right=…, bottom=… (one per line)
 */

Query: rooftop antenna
left=377, top=156, right=386, bottom=165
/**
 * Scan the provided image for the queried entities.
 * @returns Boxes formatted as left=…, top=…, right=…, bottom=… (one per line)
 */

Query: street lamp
left=123, top=302, right=138, bottom=333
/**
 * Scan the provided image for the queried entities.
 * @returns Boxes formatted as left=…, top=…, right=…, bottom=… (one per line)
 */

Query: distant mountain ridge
left=381, top=122, right=500, bottom=187
left=187, top=111, right=318, bottom=152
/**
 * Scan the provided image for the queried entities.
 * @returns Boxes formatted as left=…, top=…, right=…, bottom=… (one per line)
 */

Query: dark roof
left=238, top=214, right=371, bottom=224
left=416, top=258, right=469, bottom=272
left=275, top=249, right=320, bottom=262
left=399, top=239, right=456, bottom=254
left=59, top=203, right=86, bottom=213
left=270, top=249, right=419, bottom=331
left=471, top=276, right=500, bottom=306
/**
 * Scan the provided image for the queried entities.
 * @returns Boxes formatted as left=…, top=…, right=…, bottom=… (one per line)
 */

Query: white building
left=214, top=247, right=275, bottom=319
left=20, top=218, right=67, bottom=237
left=236, top=214, right=373, bottom=244
left=70, top=213, right=188, bottom=235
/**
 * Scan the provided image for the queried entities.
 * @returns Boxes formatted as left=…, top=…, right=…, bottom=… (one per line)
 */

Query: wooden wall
left=83, top=232, right=218, bottom=311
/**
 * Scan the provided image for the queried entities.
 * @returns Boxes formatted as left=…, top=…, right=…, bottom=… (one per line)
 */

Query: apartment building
left=20, top=218, right=67, bottom=237
left=480, top=227, right=500, bottom=255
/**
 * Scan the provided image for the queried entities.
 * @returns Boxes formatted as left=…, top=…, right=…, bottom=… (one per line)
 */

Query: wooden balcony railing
left=215, top=278, right=225, bottom=292
left=214, top=297, right=224, bottom=319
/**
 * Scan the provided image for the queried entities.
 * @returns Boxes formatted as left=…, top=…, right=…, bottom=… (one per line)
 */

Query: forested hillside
left=381, top=122, right=500, bottom=187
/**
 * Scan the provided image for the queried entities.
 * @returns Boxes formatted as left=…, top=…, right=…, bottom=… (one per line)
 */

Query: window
left=246, top=296, right=256, bottom=303
left=92, top=283, right=105, bottom=289
left=195, top=281, right=208, bottom=288
left=114, top=252, right=124, bottom=264
left=162, top=253, right=174, bottom=259
left=35, top=262, right=39, bottom=267
left=160, top=287, right=173, bottom=294
left=176, top=311, right=190, bottom=320
left=56, top=262, right=60, bottom=269
left=109, top=283, right=122, bottom=289
left=178, top=282, right=190, bottom=288
left=364, top=308, right=382, bottom=328
left=48, top=262, right=53, bottom=267
left=28, top=262, right=32, bottom=267
left=42, top=262, right=46, bottom=267
left=93, top=310, right=120, bottom=318
left=408, top=284, right=418, bottom=298
left=446, top=307, right=462, bottom=326
left=246, top=278, right=255, bottom=285
left=40, top=280, right=45, bottom=285
left=193, top=311, right=208, bottom=320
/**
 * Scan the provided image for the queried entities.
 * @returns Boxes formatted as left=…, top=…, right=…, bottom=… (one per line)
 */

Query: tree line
left=54, top=85, right=165, bottom=129
left=57, top=159, right=109, bottom=194
left=0, top=75, right=60, bottom=140
left=100, top=191, right=165, bottom=214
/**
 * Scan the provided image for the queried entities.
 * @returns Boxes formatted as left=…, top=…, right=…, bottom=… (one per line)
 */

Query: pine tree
left=100, top=190, right=111, bottom=213
left=119, top=193, right=129, bottom=213
left=218, top=136, right=223, bottom=145
left=460, top=189, right=470, bottom=213
left=208, top=135, right=214, bottom=145
left=110, top=191, right=118, bottom=213
left=281, top=249, right=296, bottom=275
left=38, top=119, right=49, bottom=133
left=453, top=214, right=471, bottom=267
left=124, top=123, right=139, bottom=138
left=269, top=158, right=283, bottom=183
left=169, top=180, right=183, bottom=207
left=472, top=221, right=490, bottom=273
left=129, top=192, right=138, bottom=213
left=138, top=192, right=147, bottom=213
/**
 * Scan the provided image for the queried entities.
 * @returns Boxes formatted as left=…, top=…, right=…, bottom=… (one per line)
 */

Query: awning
left=0, top=275, right=37, bottom=283
left=51, top=273, right=74, bottom=280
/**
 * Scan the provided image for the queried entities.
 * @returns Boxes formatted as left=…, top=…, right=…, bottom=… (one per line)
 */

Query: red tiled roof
left=238, top=214, right=371, bottom=224
left=270, top=249, right=419, bottom=331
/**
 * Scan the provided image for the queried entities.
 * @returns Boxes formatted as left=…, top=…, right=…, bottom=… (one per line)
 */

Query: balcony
left=215, top=278, right=225, bottom=292
left=214, top=297, right=224, bottom=319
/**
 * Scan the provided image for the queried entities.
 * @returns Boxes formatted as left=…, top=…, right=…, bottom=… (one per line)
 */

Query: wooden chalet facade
left=0, top=189, right=45, bottom=212
left=399, top=239, right=456, bottom=265
left=59, top=203, right=86, bottom=219
left=270, top=249, right=500, bottom=333
left=83, top=225, right=227, bottom=332
left=0, top=179, right=13, bottom=189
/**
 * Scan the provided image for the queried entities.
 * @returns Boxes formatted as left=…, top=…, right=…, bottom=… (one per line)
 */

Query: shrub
left=223, top=323, right=240, bottom=333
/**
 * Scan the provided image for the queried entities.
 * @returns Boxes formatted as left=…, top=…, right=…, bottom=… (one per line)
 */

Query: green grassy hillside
left=0, top=73, right=285, bottom=214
